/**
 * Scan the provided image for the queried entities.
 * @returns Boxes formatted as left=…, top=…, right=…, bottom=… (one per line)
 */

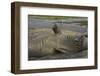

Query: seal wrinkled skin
left=28, top=28, right=87, bottom=57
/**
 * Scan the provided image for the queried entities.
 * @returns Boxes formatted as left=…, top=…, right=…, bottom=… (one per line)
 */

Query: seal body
left=28, top=28, right=87, bottom=57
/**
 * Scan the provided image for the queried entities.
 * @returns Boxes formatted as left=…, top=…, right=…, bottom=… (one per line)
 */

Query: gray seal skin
left=28, top=28, right=87, bottom=58
left=53, top=31, right=87, bottom=54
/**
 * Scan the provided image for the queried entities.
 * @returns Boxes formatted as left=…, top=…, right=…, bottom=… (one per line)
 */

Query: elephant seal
left=28, top=28, right=87, bottom=58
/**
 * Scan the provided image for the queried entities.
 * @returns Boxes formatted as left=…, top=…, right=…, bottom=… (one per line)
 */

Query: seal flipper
left=54, top=48, right=68, bottom=54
